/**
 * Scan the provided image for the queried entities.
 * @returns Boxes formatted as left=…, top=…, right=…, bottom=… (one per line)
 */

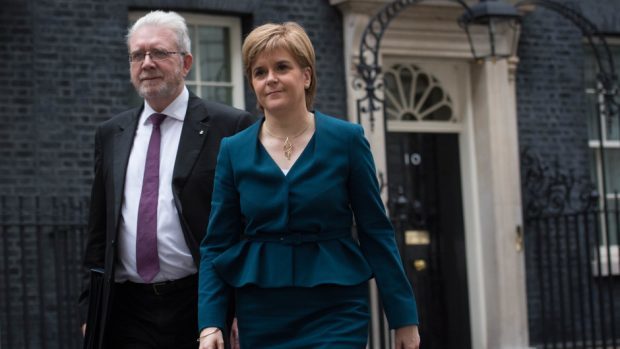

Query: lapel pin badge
left=199, top=130, right=204, bottom=135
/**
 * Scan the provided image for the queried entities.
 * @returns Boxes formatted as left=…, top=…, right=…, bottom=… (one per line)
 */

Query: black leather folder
left=83, top=268, right=104, bottom=349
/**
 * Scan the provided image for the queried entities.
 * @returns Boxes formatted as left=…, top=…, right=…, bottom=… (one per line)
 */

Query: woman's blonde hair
left=242, top=22, right=317, bottom=111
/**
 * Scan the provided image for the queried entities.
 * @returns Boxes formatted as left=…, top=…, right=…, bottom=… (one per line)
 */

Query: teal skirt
left=235, top=283, right=369, bottom=349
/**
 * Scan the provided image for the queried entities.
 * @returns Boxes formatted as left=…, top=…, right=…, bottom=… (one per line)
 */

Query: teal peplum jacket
left=198, top=111, right=419, bottom=332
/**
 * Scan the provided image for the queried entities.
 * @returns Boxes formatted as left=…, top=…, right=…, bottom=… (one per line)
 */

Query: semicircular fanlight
left=384, top=64, right=455, bottom=123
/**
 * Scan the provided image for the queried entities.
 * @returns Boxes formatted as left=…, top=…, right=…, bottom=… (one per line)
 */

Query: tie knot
left=150, top=113, right=167, bottom=127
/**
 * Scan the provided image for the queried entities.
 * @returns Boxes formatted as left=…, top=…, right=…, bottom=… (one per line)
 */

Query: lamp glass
left=465, top=17, right=520, bottom=60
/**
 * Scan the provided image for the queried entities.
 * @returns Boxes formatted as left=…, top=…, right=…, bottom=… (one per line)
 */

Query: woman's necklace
left=263, top=120, right=310, bottom=160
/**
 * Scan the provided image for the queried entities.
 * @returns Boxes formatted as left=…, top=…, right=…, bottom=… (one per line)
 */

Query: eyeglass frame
left=128, top=49, right=187, bottom=63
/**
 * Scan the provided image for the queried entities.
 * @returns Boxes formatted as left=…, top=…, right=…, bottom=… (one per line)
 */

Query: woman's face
left=250, top=47, right=311, bottom=115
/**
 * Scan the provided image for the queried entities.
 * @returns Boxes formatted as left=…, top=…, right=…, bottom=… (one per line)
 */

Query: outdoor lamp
left=459, top=0, right=522, bottom=61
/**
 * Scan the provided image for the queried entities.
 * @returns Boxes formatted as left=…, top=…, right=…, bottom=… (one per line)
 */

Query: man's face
left=128, top=25, right=192, bottom=103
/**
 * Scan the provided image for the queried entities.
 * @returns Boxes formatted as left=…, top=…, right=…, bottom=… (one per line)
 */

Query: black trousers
left=105, top=274, right=198, bottom=349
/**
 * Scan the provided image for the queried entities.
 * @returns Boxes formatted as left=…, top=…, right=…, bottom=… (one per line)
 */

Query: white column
left=470, top=59, right=530, bottom=348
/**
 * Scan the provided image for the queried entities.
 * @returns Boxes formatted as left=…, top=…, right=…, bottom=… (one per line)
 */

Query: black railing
left=526, top=208, right=620, bottom=348
left=522, top=148, right=620, bottom=348
left=0, top=196, right=88, bottom=349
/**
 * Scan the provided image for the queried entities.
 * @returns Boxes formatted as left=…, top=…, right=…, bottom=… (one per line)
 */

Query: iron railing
left=0, top=196, right=88, bottom=349
left=526, top=205, right=620, bottom=348
left=523, top=150, right=620, bottom=348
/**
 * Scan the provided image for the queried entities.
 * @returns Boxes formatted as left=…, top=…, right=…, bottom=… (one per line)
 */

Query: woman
left=198, top=22, right=420, bottom=349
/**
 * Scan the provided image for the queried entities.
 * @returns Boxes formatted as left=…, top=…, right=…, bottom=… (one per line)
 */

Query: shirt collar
left=141, top=86, right=189, bottom=124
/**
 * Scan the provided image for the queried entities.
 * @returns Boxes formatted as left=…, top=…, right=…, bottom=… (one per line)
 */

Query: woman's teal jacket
left=198, top=111, right=418, bottom=331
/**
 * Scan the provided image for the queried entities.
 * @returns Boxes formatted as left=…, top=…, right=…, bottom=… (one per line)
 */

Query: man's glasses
left=129, top=50, right=186, bottom=63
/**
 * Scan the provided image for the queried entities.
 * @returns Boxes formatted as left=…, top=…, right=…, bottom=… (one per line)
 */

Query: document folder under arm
left=83, top=268, right=104, bottom=349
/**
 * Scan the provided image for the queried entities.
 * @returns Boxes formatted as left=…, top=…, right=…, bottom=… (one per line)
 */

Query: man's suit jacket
left=79, top=92, right=255, bottom=347
left=198, top=111, right=418, bottom=331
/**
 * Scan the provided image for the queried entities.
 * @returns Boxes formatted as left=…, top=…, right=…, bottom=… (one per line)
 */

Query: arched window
left=384, top=64, right=456, bottom=123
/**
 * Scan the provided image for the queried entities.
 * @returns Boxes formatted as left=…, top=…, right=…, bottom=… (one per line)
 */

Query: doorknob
left=413, top=259, right=427, bottom=271
left=515, top=225, right=523, bottom=252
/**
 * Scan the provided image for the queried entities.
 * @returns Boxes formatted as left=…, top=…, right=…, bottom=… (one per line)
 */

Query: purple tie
left=136, top=113, right=167, bottom=283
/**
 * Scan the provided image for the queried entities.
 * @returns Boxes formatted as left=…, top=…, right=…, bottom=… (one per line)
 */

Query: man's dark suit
left=79, top=91, right=254, bottom=348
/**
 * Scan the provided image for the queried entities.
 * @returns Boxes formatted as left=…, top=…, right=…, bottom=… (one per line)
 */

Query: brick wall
left=1, top=0, right=129, bottom=197
left=517, top=1, right=588, bottom=179
left=1, top=0, right=36, bottom=195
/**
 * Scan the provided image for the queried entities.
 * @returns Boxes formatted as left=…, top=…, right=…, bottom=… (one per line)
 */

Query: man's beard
left=133, top=65, right=183, bottom=100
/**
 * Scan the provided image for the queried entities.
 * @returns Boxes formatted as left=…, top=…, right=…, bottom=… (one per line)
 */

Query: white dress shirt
left=116, top=87, right=197, bottom=283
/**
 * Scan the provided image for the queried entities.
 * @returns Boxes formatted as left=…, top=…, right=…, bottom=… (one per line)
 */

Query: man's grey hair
left=127, top=10, right=191, bottom=53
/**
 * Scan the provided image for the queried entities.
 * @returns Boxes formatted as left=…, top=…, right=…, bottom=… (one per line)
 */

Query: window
left=384, top=63, right=455, bottom=122
left=585, top=39, right=620, bottom=275
left=383, top=62, right=462, bottom=134
left=128, top=12, right=244, bottom=109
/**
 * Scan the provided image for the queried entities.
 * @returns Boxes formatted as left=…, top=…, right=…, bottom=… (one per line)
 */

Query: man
left=78, top=10, right=254, bottom=349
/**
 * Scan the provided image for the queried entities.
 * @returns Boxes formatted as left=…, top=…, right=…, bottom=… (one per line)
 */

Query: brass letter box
left=404, top=230, right=430, bottom=245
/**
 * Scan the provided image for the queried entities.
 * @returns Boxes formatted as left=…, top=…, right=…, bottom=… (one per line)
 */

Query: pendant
left=283, top=137, right=293, bottom=160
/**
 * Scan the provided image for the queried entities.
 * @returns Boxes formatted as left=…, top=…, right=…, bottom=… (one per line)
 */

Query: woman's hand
left=230, top=318, right=240, bottom=349
left=198, top=327, right=223, bottom=349
left=395, top=325, right=420, bottom=349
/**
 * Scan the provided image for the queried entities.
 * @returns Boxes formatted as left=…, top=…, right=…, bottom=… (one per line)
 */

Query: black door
left=386, top=132, right=471, bottom=349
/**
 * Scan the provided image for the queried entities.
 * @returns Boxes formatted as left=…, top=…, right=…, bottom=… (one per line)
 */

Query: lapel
left=112, top=108, right=141, bottom=231
left=171, top=93, right=209, bottom=204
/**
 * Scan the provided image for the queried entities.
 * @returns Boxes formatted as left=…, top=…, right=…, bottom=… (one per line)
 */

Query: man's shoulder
left=189, top=96, right=256, bottom=134
left=191, top=96, right=251, bottom=121
left=203, top=100, right=248, bottom=118
left=96, top=106, right=141, bottom=133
